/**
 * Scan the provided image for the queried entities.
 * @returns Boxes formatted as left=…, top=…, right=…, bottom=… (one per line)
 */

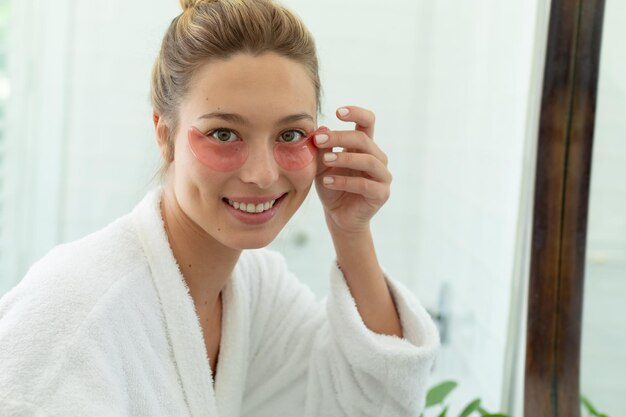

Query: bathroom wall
left=403, top=2, right=547, bottom=414
left=0, top=0, right=547, bottom=414
left=580, top=0, right=626, bottom=414
left=0, top=1, right=8, bottom=288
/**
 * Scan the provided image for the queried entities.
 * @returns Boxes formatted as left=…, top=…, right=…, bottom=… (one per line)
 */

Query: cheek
left=173, top=148, right=229, bottom=200
left=289, top=161, right=317, bottom=192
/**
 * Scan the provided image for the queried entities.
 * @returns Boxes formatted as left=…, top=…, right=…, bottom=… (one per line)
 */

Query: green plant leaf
left=426, top=380, right=458, bottom=407
left=437, top=405, right=449, bottom=417
left=458, top=398, right=481, bottom=417
left=478, top=405, right=510, bottom=417
left=581, top=395, right=600, bottom=416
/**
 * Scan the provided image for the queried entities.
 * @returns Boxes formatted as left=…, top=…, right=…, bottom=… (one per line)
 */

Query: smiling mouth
left=222, top=193, right=287, bottom=214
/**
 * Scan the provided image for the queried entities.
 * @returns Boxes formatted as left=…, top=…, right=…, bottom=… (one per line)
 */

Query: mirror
left=0, top=0, right=552, bottom=415
left=580, top=0, right=626, bottom=415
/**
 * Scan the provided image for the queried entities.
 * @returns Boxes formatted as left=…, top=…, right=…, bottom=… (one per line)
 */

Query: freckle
left=217, top=228, right=221, bottom=231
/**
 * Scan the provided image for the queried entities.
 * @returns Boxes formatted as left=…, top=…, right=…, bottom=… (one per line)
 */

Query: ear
left=153, top=111, right=173, bottom=162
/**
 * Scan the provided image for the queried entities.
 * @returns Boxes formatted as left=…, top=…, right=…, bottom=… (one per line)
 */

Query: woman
left=0, top=0, right=440, bottom=416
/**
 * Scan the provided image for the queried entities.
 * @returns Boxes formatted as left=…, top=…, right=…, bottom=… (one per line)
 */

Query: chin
left=222, top=231, right=278, bottom=250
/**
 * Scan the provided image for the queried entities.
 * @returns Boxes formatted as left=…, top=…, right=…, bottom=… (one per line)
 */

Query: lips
left=221, top=193, right=288, bottom=224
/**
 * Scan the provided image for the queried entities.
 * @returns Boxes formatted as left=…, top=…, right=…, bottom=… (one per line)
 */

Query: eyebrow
left=197, top=111, right=315, bottom=126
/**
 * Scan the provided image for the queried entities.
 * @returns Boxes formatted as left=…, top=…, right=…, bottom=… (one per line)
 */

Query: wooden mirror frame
left=524, top=0, right=606, bottom=416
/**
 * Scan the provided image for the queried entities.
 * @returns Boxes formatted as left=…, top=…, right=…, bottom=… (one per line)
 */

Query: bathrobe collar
left=131, top=187, right=247, bottom=417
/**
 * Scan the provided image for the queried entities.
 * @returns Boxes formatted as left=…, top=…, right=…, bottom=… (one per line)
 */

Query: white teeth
left=227, top=198, right=278, bottom=214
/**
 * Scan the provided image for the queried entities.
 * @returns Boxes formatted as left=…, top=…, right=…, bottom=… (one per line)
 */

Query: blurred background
left=2, top=0, right=621, bottom=416
left=580, top=1, right=626, bottom=416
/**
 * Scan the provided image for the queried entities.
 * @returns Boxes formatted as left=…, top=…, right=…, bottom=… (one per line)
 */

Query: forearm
left=329, top=224, right=403, bottom=338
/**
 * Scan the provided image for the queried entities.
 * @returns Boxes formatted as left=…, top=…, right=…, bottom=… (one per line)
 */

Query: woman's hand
left=314, top=106, right=392, bottom=235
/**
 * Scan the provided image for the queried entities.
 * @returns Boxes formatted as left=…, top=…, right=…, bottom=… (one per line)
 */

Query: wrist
left=328, top=224, right=378, bottom=271
left=324, top=211, right=372, bottom=238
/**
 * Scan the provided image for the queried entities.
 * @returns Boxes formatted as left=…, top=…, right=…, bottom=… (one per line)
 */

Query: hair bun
left=179, top=0, right=210, bottom=12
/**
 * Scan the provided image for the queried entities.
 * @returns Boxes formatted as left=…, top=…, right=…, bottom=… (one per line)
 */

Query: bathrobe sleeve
left=242, top=249, right=440, bottom=417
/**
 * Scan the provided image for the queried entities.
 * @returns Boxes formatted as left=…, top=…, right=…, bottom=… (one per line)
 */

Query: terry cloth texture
left=0, top=187, right=440, bottom=417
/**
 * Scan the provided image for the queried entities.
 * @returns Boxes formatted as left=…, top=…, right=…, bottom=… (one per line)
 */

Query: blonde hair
left=150, top=0, right=322, bottom=181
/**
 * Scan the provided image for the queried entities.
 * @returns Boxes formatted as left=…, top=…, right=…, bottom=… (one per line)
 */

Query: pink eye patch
left=187, top=126, right=329, bottom=172
left=187, top=127, right=249, bottom=171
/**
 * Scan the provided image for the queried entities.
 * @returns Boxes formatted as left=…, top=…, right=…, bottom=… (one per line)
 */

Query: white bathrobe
left=0, top=187, right=440, bottom=417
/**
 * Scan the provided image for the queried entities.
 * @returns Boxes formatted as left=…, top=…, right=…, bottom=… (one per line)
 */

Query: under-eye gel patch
left=273, top=130, right=318, bottom=171
left=187, top=126, right=329, bottom=171
left=188, top=126, right=250, bottom=171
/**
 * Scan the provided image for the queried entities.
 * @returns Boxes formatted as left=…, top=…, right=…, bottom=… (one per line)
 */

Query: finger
left=308, top=125, right=331, bottom=138
left=314, top=130, right=388, bottom=166
left=336, top=106, right=375, bottom=139
left=322, top=175, right=390, bottom=202
left=322, top=151, right=392, bottom=183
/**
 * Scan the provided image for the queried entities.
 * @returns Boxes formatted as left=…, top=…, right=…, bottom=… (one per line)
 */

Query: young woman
left=0, top=0, right=440, bottom=415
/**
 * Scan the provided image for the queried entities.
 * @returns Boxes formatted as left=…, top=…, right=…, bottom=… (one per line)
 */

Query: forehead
left=183, top=52, right=317, bottom=119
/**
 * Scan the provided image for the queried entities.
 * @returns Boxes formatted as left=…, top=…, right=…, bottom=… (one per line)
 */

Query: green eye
left=280, top=130, right=305, bottom=143
left=210, top=129, right=238, bottom=143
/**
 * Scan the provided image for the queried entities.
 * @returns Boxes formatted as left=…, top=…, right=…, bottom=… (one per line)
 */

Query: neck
left=160, top=184, right=241, bottom=314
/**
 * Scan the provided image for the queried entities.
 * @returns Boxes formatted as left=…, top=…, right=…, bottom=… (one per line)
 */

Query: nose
left=238, top=141, right=280, bottom=189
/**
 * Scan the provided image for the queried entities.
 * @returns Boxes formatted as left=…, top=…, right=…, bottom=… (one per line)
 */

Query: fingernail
left=323, top=176, right=334, bottom=184
left=324, top=152, right=338, bottom=162
left=315, top=134, right=329, bottom=145
left=337, top=107, right=350, bottom=116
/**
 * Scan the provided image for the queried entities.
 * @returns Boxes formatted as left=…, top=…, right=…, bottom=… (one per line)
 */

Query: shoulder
left=19, top=187, right=164, bottom=290
left=0, top=210, right=158, bottom=404
left=0, top=210, right=151, bottom=343
left=9, top=211, right=145, bottom=302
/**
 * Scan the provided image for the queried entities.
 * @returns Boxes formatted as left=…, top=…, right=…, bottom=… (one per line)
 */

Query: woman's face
left=164, top=52, right=318, bottom=249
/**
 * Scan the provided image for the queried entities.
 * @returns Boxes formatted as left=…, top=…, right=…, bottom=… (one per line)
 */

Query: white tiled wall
left=1, top=0, right=547, bottom=415
left=580, top=0, right=626, bottom=415
left=399, top=2, right=545, bottom=415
